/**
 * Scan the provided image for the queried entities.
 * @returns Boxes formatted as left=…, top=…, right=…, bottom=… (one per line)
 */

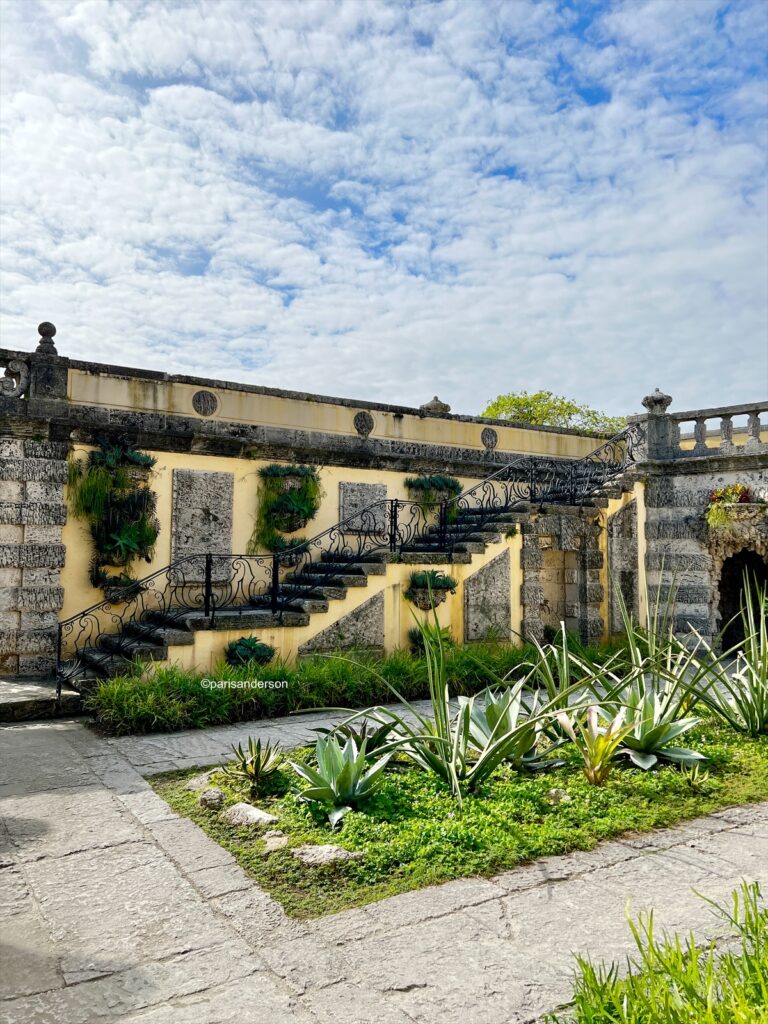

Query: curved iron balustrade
left=57, top=421, right=645, bottom=689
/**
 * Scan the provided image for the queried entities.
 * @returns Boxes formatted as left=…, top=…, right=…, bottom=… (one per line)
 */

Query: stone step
left=123, top=622, right=195, bottom=647
left=288, top=571, right=368, bottom=589
left=296, top=564, right=369, bottom=580
left=452, top=541, right=486, bottom=554
left=98, top=634, right=169, bottom=660
left=0, top=677, right=83, bottom=723
left=185, top=608, right=310, bottom=630
left=288, top=596, right=331, bottom=614
left=400, top=551, right=471, bottom=564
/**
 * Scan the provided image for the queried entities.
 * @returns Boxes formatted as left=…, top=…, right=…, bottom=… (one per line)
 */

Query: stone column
left=0, top=439, right=68, bottom=678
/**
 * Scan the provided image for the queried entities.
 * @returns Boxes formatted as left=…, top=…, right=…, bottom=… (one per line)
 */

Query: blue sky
left=1, top=0, right=766, bottom=416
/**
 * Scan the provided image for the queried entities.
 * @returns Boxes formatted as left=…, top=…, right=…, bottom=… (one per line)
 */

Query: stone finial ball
left=38, top=322, right=57, bottom=338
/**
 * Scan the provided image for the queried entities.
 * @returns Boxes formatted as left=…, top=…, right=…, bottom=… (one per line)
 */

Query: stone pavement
left=1, top=716, right=767, bottom=1024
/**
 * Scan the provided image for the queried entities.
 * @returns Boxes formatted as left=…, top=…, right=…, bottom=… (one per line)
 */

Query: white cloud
left=1, top=0, right=766, bottom=418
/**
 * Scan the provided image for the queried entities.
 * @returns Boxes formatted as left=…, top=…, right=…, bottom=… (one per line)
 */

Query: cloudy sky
left=1, top=0, right=766, bottom=418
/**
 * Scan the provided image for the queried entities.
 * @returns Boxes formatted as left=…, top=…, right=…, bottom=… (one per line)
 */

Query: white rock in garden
left=220, top=802, right=278, bottom=826
left=185, top=769, right=220, bottom=792
left=262, top=834, right=289, bottom=854
left=198, top=787, right=224, bottom=809
left=291, top=844, right=362, bottom=867
left=547, top=788, right=572, bottom=805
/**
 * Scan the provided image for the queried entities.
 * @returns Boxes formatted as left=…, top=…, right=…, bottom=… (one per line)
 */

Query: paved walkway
left=1, top=715, right=766, bottom=1024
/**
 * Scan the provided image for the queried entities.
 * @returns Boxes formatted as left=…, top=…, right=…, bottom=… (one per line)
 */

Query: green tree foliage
left=482, top=390, right=626, bottom=434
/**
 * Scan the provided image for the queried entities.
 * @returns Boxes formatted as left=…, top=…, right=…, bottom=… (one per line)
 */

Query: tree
left=481, top=390, right=625, bottom=434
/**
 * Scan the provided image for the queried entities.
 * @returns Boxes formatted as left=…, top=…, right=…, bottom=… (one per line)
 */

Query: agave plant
left=460, top=682, right=565, bottom=773
left=313, top=719, right=396, bottom=758
left=693, top=574, right=768, bottom=737
left=309, top=595, right=589, bottom=807
left=222, top=737, right=283, bottom=798
left=557, top=706, right=633, bottom=786
left=611, top=680, right=706, bottom=769
left=290, top=734, right=391, bottom=827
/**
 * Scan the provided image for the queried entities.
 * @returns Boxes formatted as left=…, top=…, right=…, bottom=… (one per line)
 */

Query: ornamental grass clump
left=546, top=882, right=768, bottom=1024
left=222, top=737, right=283, bottom=798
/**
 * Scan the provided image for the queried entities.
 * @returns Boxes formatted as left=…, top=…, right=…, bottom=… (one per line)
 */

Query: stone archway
left=707, top=506, right=768, bottom=647
left=717, top=549, right=768, bottom=647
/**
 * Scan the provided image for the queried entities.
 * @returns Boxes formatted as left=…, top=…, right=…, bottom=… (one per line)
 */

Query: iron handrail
left=56, top=421, right=645, bottom=687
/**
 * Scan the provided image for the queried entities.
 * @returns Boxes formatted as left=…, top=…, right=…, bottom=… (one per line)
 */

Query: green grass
left=151, top=718, right=768, bottom=919
left=87, top=637, right=629, bottom=736
left=546, top=882, right=768, bottom=1023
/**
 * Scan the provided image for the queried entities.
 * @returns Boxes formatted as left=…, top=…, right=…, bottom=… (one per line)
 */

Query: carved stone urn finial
left=36, top=321, right=58, bottom=356
left=641, top=387, right=672, bottom=416
left=420, top=395, right=451, bottom=414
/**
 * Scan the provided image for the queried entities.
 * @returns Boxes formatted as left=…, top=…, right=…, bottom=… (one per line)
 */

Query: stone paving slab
left=0, top=715, right=766, bottom=1023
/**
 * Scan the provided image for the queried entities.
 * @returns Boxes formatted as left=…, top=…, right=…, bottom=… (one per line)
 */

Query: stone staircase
left=57, top=425, right=643, bottom=693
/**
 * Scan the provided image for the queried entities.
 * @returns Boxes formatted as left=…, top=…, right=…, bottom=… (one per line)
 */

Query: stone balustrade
left=630, top=391, right=768, bottom=462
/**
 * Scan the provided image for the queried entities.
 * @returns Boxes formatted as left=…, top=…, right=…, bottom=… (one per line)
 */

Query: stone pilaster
left=0, top=438, right=68, bottom=677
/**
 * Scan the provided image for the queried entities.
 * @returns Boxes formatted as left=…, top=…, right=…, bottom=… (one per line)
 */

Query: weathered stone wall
left=463, top=549, right=512, bottom=641
left=644, top=462, right=768, bottom=640
left=520, top=508, right=603, bottom=643
left=0, top=439, right=68, bottom=677
left=298, top=592, right=385, bottom=654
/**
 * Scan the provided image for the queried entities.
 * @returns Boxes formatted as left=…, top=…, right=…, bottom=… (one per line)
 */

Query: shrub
left=225, top=637, right=276, bottom=667
left=86, top=637, right=623, bottom=736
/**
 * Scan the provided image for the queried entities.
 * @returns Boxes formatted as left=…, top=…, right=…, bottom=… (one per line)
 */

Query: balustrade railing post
left=438, top=501, right=448, bottom=549
left=388, top=499, right=399, bottom=552
left=203, top=553, right=212, bottom=618
left=271, top=553, right=280, bottom=614
left=55, top=623, right=62, bottom=701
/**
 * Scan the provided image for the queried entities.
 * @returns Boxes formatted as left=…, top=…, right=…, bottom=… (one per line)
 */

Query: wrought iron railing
left=57, top=421, right=645, bottom=688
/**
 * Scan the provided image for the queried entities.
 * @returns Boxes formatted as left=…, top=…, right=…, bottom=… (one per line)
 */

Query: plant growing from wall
left=247, top=463, right=322, bottom=554
left=706, top=483, right=765, bottom=529
left=405, top=474, right=462, bottom=522
left=68, top=438, right=159, bottom=599
left=404, top=570, right=457, bottom=610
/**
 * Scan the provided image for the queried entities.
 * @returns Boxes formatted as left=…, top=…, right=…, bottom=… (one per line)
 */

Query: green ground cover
left=152, top=718, right=768, bottom=919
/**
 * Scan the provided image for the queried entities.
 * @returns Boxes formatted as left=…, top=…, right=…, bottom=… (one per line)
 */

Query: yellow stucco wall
left=59, top=447, right=493, bottom=623
left=67, top=368, right=602, bottom=459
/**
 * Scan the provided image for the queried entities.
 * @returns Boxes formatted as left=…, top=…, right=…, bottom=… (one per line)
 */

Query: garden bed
left=151, top=719, right=768, bottom=919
